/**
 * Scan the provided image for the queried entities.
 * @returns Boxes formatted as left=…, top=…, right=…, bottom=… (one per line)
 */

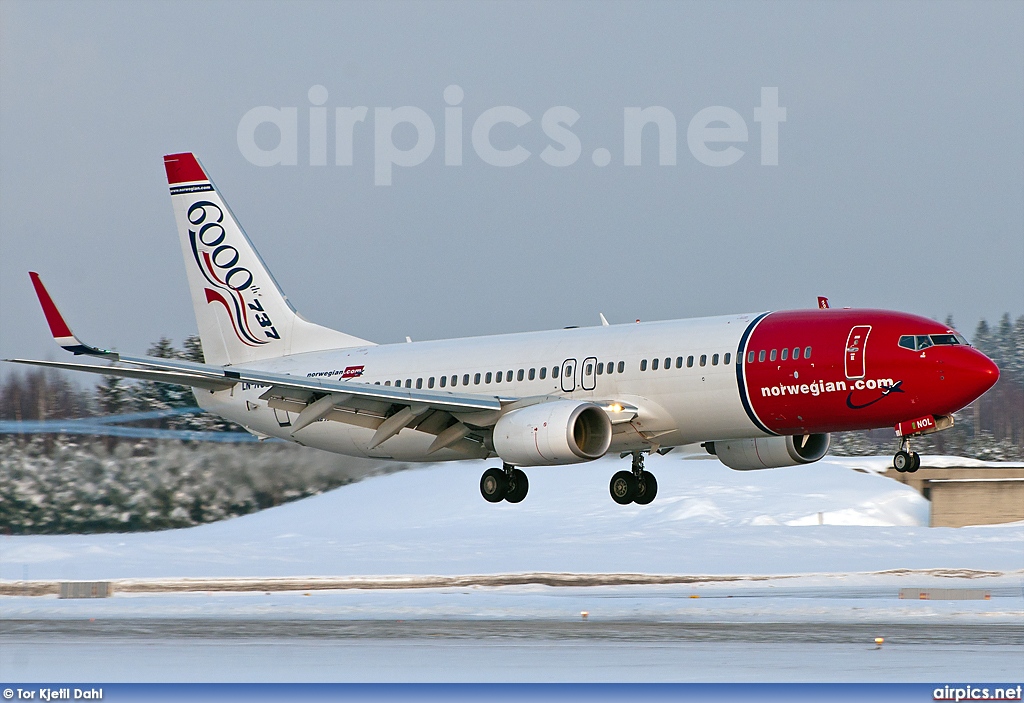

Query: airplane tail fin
left=164, top=153, right=371, bottom=366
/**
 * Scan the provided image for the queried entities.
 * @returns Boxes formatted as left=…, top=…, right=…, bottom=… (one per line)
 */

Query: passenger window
left=781, top=348, right=788, bottom=361
left=540, top=367, right=547, bottom=380
left=374, top=381, right=380, bottom=385
left=687, top=355, right=694, bottom=368
left=463, top=374, right=470, bottom=385
left=770, top=349, right=777, bottom=362
left=428, top=377, right=434, bottom=389
left=664, top=357, right=671, bottom=370
left=641, top=359, right=648, bottom=371
left=804, top=346, right=811, bottom=359
left=474, top=373, right=480, bottom=385
left=747, top=351, right=755, bottom=363
left=485, top=372, right=492, bottom=383
left=451, top=375, right=458, bottom=386
left=553, top=366, right=560, bottom=378
left=508, top=370, right=513, bottom=381
left=758, top=350, right=766, bottom=362
left=597, top=363, right=604, bottom=375
left=565, top=366, right=572, bottom=378
left=529, top=368, right=536, bottom=380
left=405, top=379, right=412, bottom=388
left=617, top=361, right=624, bottom=373
left=416, top=378, right=423, bottom=389
left=385, top=381, right=391, bottom=386
left=724, top=353, right=731, bottom=365
left=439, top=376, right=446, bottom=388
left=712, top=353, right=719, bottom=366
left=793, top=347, right=800, bottom=360
left=700, top=354, right=707, bottom=367
left=518, top=369, right=525, bottom=381
left=652, top=358, right=659, bottom=370
left=676, top=357, right=683, bottom=368
left=585, top=364, right=592, bottom=376
left=898, top=335, right=916, bottom=350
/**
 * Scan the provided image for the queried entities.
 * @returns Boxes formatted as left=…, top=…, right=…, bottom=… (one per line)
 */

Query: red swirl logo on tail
left=187, top=200, right=279, bottom=346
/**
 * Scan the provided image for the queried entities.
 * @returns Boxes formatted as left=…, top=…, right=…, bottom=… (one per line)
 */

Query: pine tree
left=993, top=313, right=1014, bottom=373
left=182, top=334, right=205, bottom=364
left=96, top=375, right=130, bottom=414
left=131, top=337, right=190, bottom=417
left=973, top=319, right=992, bottom=355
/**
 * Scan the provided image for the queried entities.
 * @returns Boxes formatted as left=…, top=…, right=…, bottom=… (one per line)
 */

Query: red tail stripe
left=29, top=272, right=74, bottom=339
left=164, top=153, right=208, bottom=184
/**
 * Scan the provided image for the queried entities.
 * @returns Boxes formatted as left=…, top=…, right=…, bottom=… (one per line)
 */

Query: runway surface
left=3, top=617, right=1022, bottom=682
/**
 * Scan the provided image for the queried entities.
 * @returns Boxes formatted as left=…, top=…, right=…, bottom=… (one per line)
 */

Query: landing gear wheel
left=908, top=452, right=921, bottom=473
left=610, top=470, right=638, bottom=505
left=893, top=450, right=912, bottom=473
left=480, top=468, right=508, bottom=503
left=504, top=469, right=529, bottom=503
left=633, top=471, right=658, bottom=505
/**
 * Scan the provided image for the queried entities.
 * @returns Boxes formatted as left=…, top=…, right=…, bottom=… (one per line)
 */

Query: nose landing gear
left=480, top=463, right=529, bottom=503
left=893, top=438, right=921, bottom=473
left=610, top=452, right=658, bottom=505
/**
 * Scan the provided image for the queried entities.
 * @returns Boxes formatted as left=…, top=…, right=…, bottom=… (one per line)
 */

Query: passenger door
left=561, top=358, right=577, bottom=393
left=581, top=356, right=597, bottom=391
left=845, top=325, right=871, bottom=379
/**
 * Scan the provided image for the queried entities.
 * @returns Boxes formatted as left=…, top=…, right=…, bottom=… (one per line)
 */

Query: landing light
left=608, top=403, right=623, bottom=413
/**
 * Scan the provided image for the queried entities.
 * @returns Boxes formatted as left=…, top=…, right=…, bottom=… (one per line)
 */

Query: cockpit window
left=900, top=333, right=965, bottom=351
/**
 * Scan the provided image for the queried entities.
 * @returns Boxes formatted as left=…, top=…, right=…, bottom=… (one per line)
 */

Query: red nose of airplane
left=967, top=350, right=1000, bottom=399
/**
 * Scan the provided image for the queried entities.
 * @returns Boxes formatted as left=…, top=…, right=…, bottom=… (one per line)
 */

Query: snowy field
left=1, top=453, right=1022, bottom=682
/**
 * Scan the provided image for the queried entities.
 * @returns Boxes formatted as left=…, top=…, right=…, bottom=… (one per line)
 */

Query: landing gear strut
left=480, top=463, right=529, bottom=503
left=893, top=438, right=921, bottom=473
left=610, top=452, right=658, bottom=505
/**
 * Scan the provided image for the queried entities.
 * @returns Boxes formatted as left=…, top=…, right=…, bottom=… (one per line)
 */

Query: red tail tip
left=164, top=152, right=208, bottom=184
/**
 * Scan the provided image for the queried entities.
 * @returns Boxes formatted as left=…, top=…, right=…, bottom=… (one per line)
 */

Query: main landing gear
left=609, top=452, right=658, bottom=505
left=893, top=438, right=921, bottom=473
left=480, top=463, right=529, bottom=503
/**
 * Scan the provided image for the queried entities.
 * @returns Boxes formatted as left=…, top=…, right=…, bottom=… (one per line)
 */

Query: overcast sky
left=1, top=0, right=1022, bottom=370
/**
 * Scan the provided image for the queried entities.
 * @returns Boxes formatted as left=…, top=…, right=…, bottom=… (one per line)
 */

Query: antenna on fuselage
left=599, top=313, right=610, bottom=326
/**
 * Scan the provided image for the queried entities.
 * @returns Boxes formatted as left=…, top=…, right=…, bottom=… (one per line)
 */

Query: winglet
left=28, top=272, right=116, bottom=358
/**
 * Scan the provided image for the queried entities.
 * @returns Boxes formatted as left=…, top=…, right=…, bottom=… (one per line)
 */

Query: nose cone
left=966, top=350, right=1000, bottom=400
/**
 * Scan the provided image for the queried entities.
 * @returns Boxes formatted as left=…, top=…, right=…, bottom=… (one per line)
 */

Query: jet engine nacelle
left=707, top=433, right=831, bottom=471
left=493, top=400, right=613, bottom=467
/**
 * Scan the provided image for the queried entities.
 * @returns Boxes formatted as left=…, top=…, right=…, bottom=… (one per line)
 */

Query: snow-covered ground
left=3, top=454, right=1022, bottom=682
left=2, top=453, right=1022, bottom=582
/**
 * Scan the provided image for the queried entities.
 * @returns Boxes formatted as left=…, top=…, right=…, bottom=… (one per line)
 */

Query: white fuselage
left=197, top=312, right=767, bottom=461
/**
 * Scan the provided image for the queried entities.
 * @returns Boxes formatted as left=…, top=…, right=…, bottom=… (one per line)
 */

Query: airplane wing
left=7, top=273, right=511, bottom=454
left=9, top=274, right=641, bottom=455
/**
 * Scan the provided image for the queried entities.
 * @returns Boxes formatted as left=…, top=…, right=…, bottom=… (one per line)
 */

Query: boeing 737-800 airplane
left=6, top=153, right=1000, bottom=505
